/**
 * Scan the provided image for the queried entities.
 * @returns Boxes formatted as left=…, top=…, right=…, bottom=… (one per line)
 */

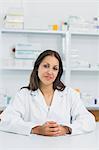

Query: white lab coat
left=0, top=87, right=96, bottom=136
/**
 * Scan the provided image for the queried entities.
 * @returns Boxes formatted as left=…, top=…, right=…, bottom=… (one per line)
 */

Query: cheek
left=54, top=71, right=59, bottom=79
left=38, top=68, right=42, bottom=79
left=38, top=67, right=45, bottom=79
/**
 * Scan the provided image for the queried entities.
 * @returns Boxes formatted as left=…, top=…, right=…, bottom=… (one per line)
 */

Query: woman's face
left=38, top=55, right=59, bottom=87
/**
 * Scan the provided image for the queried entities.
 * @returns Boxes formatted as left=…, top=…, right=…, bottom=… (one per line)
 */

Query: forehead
left=41, top=55, right=59, bottom=65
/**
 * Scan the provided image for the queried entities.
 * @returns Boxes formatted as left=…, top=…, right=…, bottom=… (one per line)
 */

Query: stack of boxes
left=3, top=9, right=24, bottom=29
left=13, top=43, right=42, bottom=68
left=15, top=43, right=34, bottom=59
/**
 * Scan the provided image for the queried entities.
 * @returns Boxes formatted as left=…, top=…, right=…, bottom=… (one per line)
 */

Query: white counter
left=85, top=104, right=99, bottom=110
left=0, top=123, right=99, bottom=150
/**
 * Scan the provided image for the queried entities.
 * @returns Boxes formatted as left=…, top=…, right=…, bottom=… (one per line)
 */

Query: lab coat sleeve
left=0, top=90, right=39, bottom=136
left=68, top=89, right=96, bottom=135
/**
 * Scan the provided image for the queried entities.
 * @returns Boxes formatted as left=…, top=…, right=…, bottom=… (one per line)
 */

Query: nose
left=47, top=68, right=53, bottom=75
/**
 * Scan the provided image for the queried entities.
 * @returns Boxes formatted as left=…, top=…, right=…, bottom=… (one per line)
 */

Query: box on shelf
left=4, top=22, right=24, bottom=29
left=15, top=43, right=42, bottom=60
left=68, top=16, right=96, bottom=32
left=3, top=8, right=24, bottom=29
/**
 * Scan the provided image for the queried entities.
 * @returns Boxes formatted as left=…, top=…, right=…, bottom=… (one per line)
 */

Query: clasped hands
left=32, top=121, right=70, bottom=136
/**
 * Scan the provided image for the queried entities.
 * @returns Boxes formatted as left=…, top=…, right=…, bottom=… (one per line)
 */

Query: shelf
left=0, top=59, right=66, bottom=71
left=0, top=66, right=32, bottom=71
left=0, top=65, right=66, bottom=71
left=85, top=104, right=99, bottom=110
left=70, top=30, right=99, bottom=36
left=71, top=68, right=99, bottom=72
left=1, top=28, right=66, bottom=35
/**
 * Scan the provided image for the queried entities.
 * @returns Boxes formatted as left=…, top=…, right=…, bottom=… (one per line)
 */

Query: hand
left=32, top=121, right=60, bottom=136
left=55, top=125, right=71, bottom=136
left=32, top=121, right=71, bottom=136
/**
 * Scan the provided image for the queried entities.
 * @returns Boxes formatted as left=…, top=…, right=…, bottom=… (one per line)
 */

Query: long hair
left=22, top=50, right=65, bottom=91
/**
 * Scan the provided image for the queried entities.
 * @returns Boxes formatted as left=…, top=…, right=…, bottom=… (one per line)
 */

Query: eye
left=53, top=67, right=59, bottom=71
left=43, top=64, right=49, bottom=68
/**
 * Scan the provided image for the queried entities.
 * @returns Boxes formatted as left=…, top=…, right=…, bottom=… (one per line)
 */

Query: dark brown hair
left=22, top=50, right=65, bottom=91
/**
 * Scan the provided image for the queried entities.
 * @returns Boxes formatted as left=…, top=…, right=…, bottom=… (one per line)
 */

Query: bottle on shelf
left=93, top=17, right=99, bottom=30
left=61, top=22, right=69, bottom=31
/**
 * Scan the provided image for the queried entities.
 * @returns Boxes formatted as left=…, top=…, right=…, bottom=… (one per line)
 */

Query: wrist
left=67, top=127, right=72, bottom=134
left=31, top=126, right=40, bottom=134
left=64, top=126, right=72, bottom=134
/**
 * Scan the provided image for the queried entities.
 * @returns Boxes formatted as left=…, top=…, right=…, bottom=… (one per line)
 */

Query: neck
left=40, top=84, right=54, bottom=95
left=39, top=84, right=54, bottom=106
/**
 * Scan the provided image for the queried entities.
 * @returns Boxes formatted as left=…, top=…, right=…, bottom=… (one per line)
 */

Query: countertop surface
left=0, top=123, right=99, bottom=150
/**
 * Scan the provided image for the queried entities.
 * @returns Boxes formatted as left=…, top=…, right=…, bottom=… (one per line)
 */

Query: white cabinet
left=70, top=30, right=99, bottom=103
left=0, top=29, right=69, bottom=97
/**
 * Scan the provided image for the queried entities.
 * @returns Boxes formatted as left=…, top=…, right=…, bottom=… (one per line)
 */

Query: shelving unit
left=70, top=30, right=99, bottom=107
left=0, top=29, right=70, bottom=99
left=0, top=28, right=99, bottom=116
left=69, top=30, right=99, bottom=121
left=0, top=29, right=69, bottom=72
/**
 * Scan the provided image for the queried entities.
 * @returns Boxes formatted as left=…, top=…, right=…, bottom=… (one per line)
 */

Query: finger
left=49, top=126, right=59, bottom=132
left=47, top=131, right=61, bottom=136
left=57, top=126, right=67, bottom=136
left=46, top=121, right=57, bottom=124
left=47, top=122, right=59, bottom=128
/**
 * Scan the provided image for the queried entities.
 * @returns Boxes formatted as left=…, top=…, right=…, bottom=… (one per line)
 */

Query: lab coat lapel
left=31, top=89, right=64, bottom=111
left=31, top=89, right=48, bottom=112
left=50, top=90, right=64, bottom=110
left=37, top=89, right=61, bottom=110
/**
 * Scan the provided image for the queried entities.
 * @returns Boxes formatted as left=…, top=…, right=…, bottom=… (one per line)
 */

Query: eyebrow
left=43, top=62, right=59, bottom=67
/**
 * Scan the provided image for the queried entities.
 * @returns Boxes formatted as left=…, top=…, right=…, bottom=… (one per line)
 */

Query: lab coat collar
left=30, top=89, right=64, bottom=111
left=30, top=86, right=68, bottom=97
left=30, top=90, right=38, bottom=96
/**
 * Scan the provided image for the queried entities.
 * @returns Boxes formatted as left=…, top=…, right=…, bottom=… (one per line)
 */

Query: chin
left=43, top=81, right=53, bottom=86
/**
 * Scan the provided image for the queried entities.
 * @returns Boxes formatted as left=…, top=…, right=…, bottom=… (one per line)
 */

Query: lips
left=44, top=76, right=53, bottom=80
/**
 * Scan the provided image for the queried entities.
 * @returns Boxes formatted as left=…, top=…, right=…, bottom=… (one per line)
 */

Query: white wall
left=0, top=0, right=99, bottom=28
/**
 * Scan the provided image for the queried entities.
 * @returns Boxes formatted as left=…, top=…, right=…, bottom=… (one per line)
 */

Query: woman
left=0, top=50, right=96, bottom=136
